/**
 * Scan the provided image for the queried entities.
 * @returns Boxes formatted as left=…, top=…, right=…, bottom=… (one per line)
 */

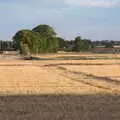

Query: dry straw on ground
left=0, top=53, right=120, bottom=120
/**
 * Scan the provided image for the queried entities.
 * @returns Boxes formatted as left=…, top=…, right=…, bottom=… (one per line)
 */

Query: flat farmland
left=0, top=53, right=120, bottom=120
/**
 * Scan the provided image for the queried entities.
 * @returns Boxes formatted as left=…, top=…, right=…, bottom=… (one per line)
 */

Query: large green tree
left=32, top=24, right=59, bottom=53
left=32, top=24, right=56, bottom=37
left=13, top=30, right=37, bottom=55
left=13, top=24, right=59, bottom=55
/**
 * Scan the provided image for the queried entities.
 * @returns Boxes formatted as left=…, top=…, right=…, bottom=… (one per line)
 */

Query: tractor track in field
left=0, top=61, right=120, bottom=94
left=1, top=62, right=120, bottom=67
left=43, top=64, right=120, bottom=94
left=57, top=66, right=120, bottom=93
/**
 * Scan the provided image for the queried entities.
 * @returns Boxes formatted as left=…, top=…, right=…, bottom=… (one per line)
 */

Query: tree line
left=0, top=40, right=14, bottom=51
left=13, top=24, right=92, bottom=55
left=0, top=24, right=120, bottom=54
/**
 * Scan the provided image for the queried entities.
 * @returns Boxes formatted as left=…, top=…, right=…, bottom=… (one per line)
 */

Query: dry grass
left=0, top=53, right=120, bottom=95
left=0, top=53, right=120, bottom=119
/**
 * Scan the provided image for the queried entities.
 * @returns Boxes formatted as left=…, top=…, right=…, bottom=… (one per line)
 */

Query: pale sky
left=0, top=0, right=120, bottom=40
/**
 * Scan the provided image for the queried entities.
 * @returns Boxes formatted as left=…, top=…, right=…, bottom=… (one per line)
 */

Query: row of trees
left=0, top=41, right=14, bottom=51
left=13, top=24, right=96, bottom=55
left=8, top=24, right=120, bottom=55
left=58, top=37, right=92, bottom=52
left=92, top=40, right=120, bottom=48
left=58, top=38, right=120, bottom=52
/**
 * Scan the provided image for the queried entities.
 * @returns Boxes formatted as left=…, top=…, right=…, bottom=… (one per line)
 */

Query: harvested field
left=0, top=53, right=120, bottom=119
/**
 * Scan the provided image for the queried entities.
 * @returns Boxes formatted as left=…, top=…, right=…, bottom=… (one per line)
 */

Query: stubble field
left=0, top=53, right=120, bottom=120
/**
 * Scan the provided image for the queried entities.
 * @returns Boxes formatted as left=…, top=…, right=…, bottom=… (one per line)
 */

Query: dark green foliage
left=74, top=36, right=82, bottom=52
left=73, top=36, right=92, bottom=52
left=13, top=24, right=59, bottom=55
left=102, top=41, right=114, bottom=48
left=92, top=40, right=115, bottom=48
left=64, top=40, right=75, bottom=52
left=0, top=41, right=14, bottom=51
left=46, top=37, right=59, bottom=52
left=32, top=24, right=59, bottom=53
left=13, top=24, right=119, bottom=54
left=81, top=39, right=92, bottom=51
left=13, top=30, right=38, bottom=55
left=32, top=24, right=56, bottom=37
left=105, top=43, right=113, bottom=48
left=57, top=37, right=65, bottom=51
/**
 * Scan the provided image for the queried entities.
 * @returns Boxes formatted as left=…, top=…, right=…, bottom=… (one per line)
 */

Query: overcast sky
left=0, top=0, right=120, bottom=40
